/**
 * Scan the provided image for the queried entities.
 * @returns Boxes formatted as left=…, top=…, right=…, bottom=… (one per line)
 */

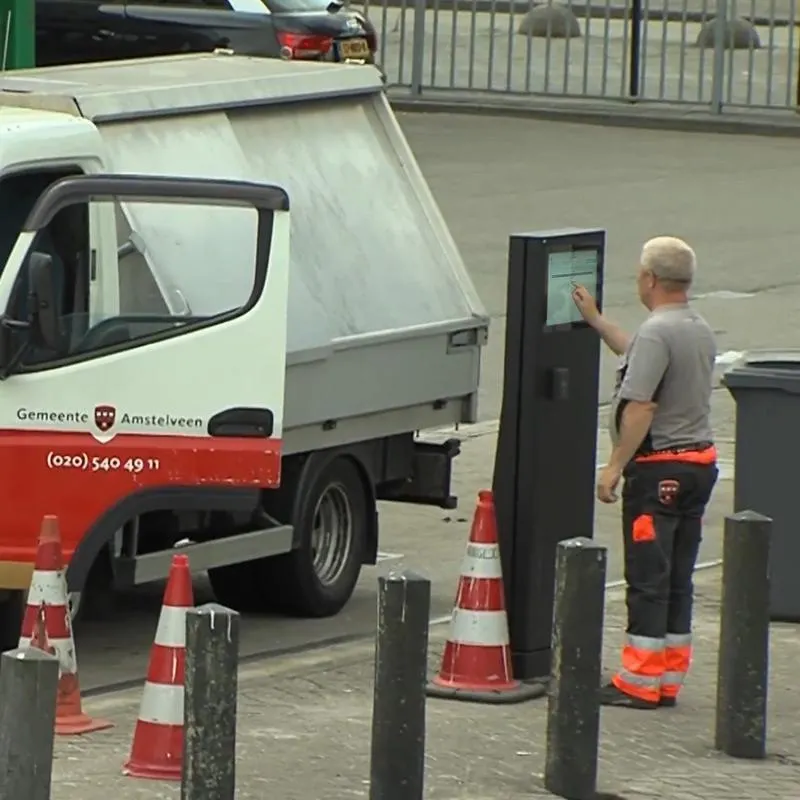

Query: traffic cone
left=123, top=553, right=193, bottom=781
left=20, top=515, right=113, bottom=735
left=427, top=490, right=542, bottom=704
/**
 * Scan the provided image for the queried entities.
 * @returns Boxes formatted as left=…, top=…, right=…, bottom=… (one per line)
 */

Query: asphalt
left=70, top=113, right=792, bottom=692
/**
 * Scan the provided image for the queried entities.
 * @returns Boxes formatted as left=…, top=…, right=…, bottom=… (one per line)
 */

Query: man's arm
left=593, top=316, right=631, bottom=357
left=608, top=329, right=670, bottom=470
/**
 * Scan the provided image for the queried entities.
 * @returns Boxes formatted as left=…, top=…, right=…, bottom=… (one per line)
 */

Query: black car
left=35, top=0, right=378, bottom=69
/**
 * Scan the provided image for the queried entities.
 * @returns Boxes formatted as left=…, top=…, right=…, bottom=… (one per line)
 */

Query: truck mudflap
left=377, top=438, right=460, bottom=510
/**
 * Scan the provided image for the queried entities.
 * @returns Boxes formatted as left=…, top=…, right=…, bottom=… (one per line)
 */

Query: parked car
left=35, top=0, right=379, bottom=68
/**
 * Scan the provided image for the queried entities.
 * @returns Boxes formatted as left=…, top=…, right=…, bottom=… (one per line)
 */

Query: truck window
left=9, top=196, right=260, bottom=369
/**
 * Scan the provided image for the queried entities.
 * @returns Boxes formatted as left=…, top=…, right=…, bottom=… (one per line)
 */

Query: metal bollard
left=181, top=603, right=241, bottom=800
left=369, top=571, right=431, bottom=800
left=0, top=648, right=60, bottom=800
left=715, top=511, right=771, bottom=760
left=544, top=538, right=607, bottom=800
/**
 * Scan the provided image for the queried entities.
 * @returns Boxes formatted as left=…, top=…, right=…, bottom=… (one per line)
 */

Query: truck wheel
left=277, top=456, right=368, bottom=617
left=209, top=456, right=369, bottom=617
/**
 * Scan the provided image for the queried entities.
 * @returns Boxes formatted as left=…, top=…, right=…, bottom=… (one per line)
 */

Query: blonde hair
left=641, top=236, right=696, bottom=287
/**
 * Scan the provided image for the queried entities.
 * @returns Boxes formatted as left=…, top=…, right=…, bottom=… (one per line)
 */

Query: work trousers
left=612, top=452, right=718, bottom=703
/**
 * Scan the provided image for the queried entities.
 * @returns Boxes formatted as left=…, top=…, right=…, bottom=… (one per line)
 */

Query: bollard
left=544, top=538, right=607, bottom=800
left=0, top=647, right=60, bottom=800
left=715, top=511, right=771, bottom=759
left=181, top=603, right=241, bottom=800
left=369, top=571, right=431, bottom=800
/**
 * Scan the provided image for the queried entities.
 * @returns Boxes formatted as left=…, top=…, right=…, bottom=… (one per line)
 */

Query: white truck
left=0, top=53, right=488, bottom=645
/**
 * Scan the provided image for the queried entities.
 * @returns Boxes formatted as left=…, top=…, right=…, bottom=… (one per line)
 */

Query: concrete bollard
left=715, top=511, right=771, bottom=760
left=544, top=538, right=607, bottom=800
left=369, top=571, right=431, bottom=800
left=181, top=603, right=241, bottom=800
left=0, top=647, right=60, bottom=800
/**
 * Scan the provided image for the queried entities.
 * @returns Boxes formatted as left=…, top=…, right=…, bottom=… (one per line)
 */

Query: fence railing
left=363, top=0, right=800, bottom=111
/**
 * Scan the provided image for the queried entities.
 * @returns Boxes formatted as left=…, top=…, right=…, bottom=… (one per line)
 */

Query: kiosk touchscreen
left=545, top=247, right=602, bottom=329
left=493, top=228, right=605, bottom=680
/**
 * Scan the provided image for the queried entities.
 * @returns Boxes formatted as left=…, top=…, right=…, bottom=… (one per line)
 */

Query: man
left=572, top=236, right=718, bottom=710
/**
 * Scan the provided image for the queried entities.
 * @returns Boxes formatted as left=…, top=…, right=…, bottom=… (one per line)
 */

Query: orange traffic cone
left=21, top=515, right=113, bottom=735
left=123, top=553, right=193, bottom=781
left=427, top=490, right=543, bottom=704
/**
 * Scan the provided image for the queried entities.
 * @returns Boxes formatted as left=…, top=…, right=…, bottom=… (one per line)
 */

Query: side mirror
left=28, top=252, right=61, bottom=351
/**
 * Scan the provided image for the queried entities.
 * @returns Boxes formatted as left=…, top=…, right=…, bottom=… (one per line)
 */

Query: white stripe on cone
left=154, top=606, right=189, bottom=648
left=460, top=543, right=503, bottom=580
left=449, top=609, right=510, bottom=647
left=19, top=635, right=77, bottom=675
left=26, top=571, right=68, bottom=607
left=137, top=682, right=185, bottom=726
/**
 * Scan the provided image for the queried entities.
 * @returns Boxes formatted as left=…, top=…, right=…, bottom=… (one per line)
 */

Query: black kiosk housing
left=493, top=228, right=605, bottom=680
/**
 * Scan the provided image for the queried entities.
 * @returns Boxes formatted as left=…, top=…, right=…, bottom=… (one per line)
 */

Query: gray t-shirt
left=610, top=303, right=716, bottom=453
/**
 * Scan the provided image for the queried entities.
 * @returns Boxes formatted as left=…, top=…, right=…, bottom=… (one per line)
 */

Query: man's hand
left=597, top=463, right=622, bottom=504
left=571, top=284, right=601, bottom=326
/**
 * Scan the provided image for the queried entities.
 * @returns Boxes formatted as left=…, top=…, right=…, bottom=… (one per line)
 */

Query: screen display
left=545, top=248, right=600, bottom=327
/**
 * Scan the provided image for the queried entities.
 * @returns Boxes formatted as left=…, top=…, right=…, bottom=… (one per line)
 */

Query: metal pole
left=181, top=603, right=241, bottom=800
left=715, top=511, right=771, bottom=760
left=0, top=648, right=60, bottom=800
left=544, top=538, right=607, bottom=800
left=628, top=0, right=642, bottom=99
left=710, top=0, right=728, bottom=113
left=409, top=0, right=427, bottom=95
left=369, top=571, right=430, bottom=800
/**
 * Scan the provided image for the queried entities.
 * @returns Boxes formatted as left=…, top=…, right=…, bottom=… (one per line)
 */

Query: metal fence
left=361, top=0, right=800, bottom=111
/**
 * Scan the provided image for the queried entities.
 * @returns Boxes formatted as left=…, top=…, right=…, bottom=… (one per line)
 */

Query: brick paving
left=51, top=565, right=800, bottom=799
left=48, top=416, right=800, bottom=800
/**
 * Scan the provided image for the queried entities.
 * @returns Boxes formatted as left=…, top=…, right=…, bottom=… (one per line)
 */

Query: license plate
left=339, top=38, right=369, bottom=59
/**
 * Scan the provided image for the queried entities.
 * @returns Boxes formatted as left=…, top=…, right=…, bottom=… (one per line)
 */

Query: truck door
left=0, top=174, right=289, bottom=577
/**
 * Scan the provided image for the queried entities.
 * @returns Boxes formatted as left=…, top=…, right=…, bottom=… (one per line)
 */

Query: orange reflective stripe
left=662, top=634, right=693, bottom=698
left=632, top=514, right=656, bottom=543
left=612, top=672, right=660, bottom=703
left=621, top=637, right=666, bottom=678
left=635, top=446, right=717, bottom=465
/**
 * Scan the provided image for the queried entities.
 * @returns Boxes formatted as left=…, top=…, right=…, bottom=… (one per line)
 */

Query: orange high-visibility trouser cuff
left=662, top=632, right=692, bottom=699
left=612, top=634, right=665, bottom=703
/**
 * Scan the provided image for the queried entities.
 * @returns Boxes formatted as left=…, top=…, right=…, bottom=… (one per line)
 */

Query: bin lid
left=722, top=348, right=800, bottom=393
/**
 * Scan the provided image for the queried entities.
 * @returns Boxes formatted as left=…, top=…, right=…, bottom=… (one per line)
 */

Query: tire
left=209, top=455, right=369, bottom=617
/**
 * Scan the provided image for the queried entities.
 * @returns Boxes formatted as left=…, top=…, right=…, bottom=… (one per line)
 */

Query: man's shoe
left=659, top=696, right=677, bottom=707
left=599, top=683, right=659, bottom=710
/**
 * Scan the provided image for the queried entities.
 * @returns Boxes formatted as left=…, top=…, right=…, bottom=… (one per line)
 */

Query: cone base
left=122, top=760, right=182, bottom=782
left=430, top=673, right=520, bottom=693
left=55, top=714, right=114, bottom=736
left=426, top=677, right=546, bottom=705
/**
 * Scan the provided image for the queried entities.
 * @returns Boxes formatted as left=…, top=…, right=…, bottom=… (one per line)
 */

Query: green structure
left=0, top=0, right=34, bottom=69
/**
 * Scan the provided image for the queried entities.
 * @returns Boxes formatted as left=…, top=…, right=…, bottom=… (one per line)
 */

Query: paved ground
left=72, top=113, right=799, bottom=690
left=367, top=4, right=799, bottom=107
left=56, top=537, right=800, bottom=799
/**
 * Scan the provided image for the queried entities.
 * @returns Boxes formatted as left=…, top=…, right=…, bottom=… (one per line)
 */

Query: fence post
left=715, top=511, right=771, bottom=760
left=710, top=0, right=728, bottom=113
left=369, top=571, right=430, bottom=800
left=181, top=603, right=241, bottom=800
left=409, top=0, right=426, bottom=95
left=544, top=538, right=607, bottom=800
left=0, top=647, right=60, bottom=800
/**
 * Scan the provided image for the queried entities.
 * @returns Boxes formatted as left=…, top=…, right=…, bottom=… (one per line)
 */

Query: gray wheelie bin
left=723, top=349, right=800, bottom=622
